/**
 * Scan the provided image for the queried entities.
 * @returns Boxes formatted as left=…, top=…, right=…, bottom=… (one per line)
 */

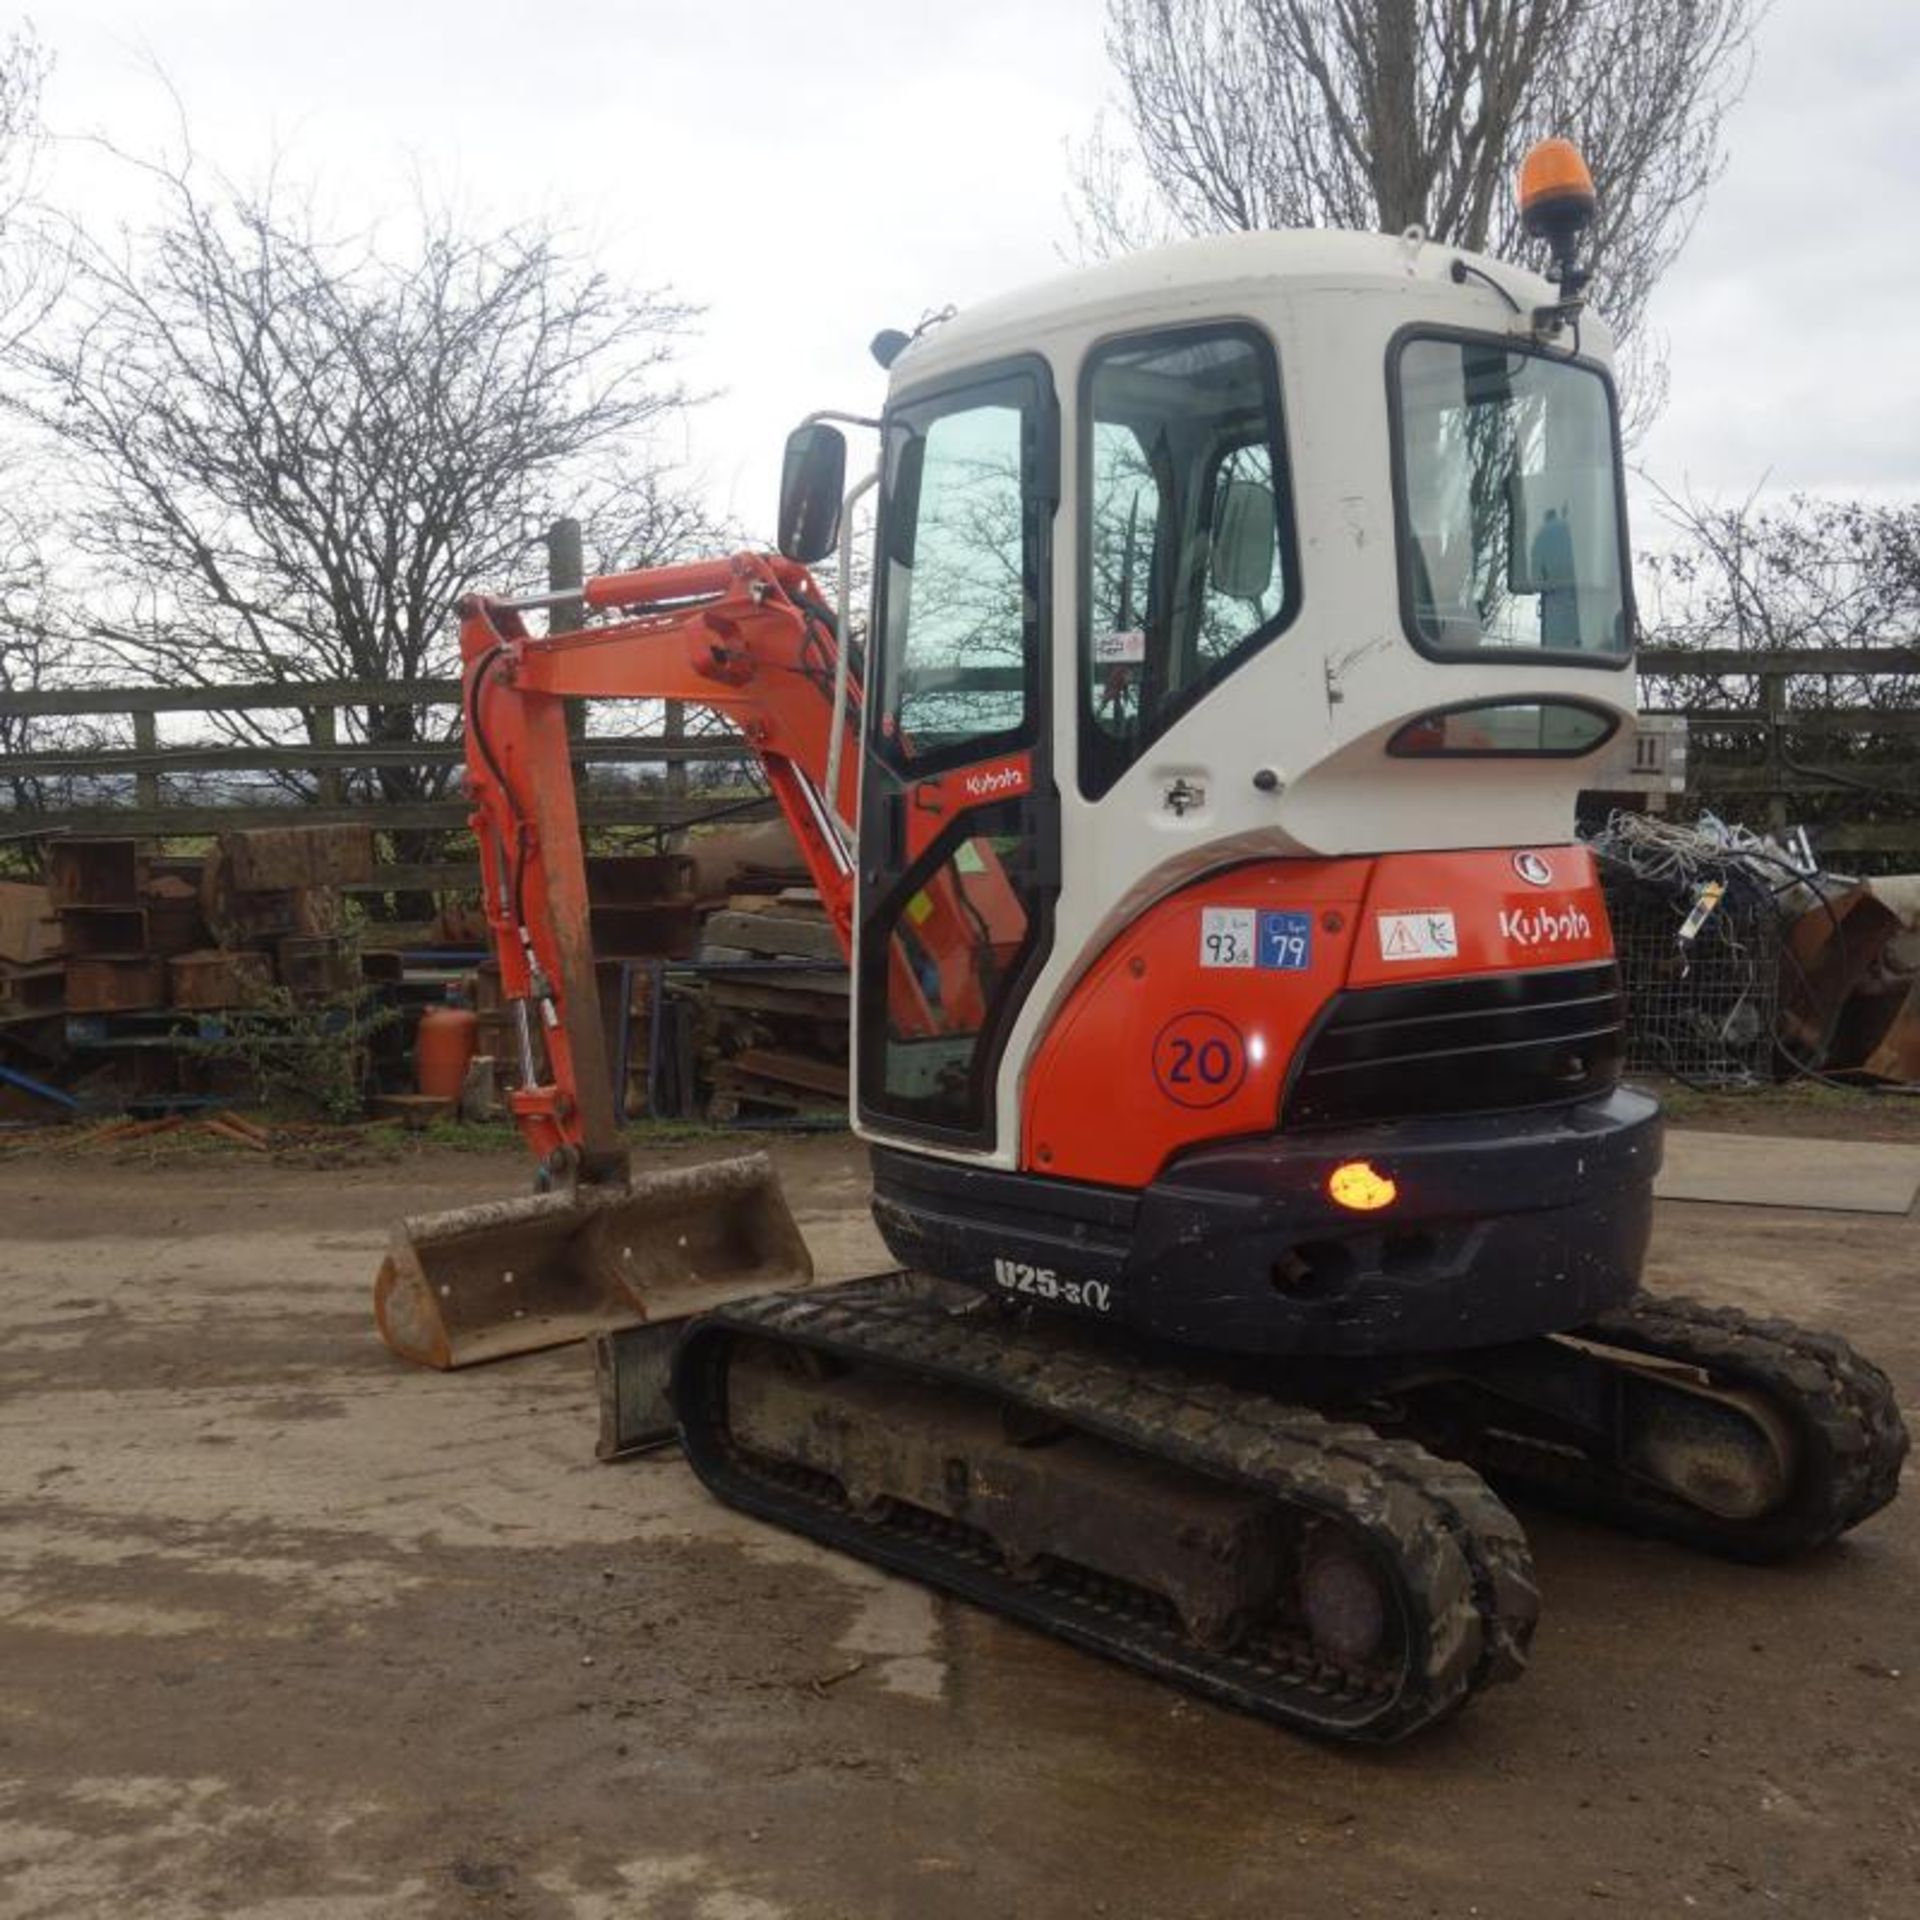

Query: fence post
left=309, top=704, right=343, bottom=807
left=664, top=697, right=687, bottom=812
left=1762, top=665, right=1788, bottom=832
left=131, top=710, right=160, bottom=811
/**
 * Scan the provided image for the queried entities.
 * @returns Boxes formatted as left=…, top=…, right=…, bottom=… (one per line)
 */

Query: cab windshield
left=1395, top=334, right=1630, bottom=659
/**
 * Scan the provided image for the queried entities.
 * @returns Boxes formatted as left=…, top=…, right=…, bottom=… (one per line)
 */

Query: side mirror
left=1209, top=479, right=1276, bottom=600
left=777, top=422, right=848, bottom=565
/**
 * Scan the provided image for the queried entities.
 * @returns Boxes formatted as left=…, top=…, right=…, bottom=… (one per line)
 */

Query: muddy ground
left=1, top=1126, right=1916, bottom=1920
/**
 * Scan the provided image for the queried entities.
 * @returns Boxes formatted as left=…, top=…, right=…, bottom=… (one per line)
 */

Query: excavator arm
left=374, top=551, right=860, bottom=1369
left=457, top=551, right=860, bottom=1182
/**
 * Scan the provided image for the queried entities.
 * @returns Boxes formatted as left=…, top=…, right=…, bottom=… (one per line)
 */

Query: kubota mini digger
left=376, top=142, right=1907, bottom=1741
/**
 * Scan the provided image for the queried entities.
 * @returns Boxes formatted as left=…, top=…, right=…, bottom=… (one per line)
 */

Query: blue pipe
left=0, top=1065, right=79, bottom=1110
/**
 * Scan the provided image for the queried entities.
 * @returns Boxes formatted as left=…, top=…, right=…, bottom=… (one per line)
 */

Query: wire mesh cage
left=1594, top=827, right=1784, bottom=1088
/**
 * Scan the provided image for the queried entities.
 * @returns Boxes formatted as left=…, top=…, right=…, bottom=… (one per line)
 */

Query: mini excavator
left=376, top=142, right=1907, bottom=1741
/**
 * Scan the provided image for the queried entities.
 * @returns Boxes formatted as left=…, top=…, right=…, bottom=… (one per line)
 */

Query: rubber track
left=1477, top=1291, right=1909, bottom=1561
left=673, top=1279, right=1540, bottom=1744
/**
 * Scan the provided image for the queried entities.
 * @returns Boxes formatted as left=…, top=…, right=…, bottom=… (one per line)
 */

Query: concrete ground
left=1, top=1129, right=1916, bottom=1920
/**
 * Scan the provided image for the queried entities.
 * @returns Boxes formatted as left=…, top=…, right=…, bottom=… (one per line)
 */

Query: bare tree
left=1640, top=488, right=1920, bottom=847
left=0, top=21, right=53, bottom=339
left=1071, top=0, right=1759, bottom=370
left=0, top=24, right=72, bottom=864
left=1644, top=488, right=1920, bottom=699
left=9, top=150, right=717, bottom=817
left=0, top=500, right=62, bottom=822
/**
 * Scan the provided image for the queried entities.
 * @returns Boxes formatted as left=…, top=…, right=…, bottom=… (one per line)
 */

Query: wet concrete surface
left=1, top=1134, right=1916, bottom=1918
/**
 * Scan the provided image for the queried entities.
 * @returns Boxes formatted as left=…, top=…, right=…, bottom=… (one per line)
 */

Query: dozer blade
left=374, top=1151, right=813, bottom=1369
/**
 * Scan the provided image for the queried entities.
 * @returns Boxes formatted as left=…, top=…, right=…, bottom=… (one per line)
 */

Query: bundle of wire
left=1586, top=810, right=1844, bottom=1090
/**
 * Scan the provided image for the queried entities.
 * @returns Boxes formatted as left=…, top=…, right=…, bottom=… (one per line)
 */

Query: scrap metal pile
left=1589, top=810, right=1920, bottom=1089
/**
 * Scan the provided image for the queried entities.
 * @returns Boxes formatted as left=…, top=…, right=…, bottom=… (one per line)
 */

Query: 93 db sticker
left=1152, top=1011, right=1247, bottom=1109
left=1199, top=906, right=1256, bottom=968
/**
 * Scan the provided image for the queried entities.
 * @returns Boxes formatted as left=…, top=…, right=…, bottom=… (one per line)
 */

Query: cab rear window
left=1394, top=332, right=1631, bottom=660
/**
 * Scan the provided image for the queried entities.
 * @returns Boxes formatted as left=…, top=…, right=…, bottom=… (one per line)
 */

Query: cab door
left=855, top=358, right=1060, bottom=1152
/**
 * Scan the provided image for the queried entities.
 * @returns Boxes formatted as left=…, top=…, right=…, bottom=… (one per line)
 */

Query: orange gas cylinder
left=415, top=1004, right=479, bottom=1102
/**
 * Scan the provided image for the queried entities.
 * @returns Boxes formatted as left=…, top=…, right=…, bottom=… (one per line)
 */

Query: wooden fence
left=0, top=678, right=767, bottom=893
left=1637, top=644, right=1920, bottom=864
left=5, top=645, right=1920, bottom=885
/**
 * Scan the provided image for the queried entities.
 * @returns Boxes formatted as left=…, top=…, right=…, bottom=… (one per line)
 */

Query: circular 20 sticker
left=1151, top=1011, right=1247, bottom=1110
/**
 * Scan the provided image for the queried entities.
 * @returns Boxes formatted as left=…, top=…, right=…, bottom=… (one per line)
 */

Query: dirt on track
left=1, top=1131, right=1916, bottom=1920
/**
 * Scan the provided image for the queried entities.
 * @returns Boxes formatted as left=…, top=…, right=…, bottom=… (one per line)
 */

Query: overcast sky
left=35, top=0, right=1920, bottom=545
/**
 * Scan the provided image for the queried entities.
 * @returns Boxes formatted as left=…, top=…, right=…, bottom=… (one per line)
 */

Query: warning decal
left=1377, top=910, right=1459, bottom=963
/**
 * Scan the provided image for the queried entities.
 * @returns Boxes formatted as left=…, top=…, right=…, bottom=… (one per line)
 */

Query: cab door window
left=1081, top=327, right=1297, bottom=799
left=860, top=362, right=1056, bottom=1145
left=877, top=375, right=1040, bottom=773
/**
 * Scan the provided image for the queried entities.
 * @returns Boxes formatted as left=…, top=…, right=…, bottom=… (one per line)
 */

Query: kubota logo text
left=963, top=762, right=1028, bottom=800
left=1499, top=902, right=1593, bottom=946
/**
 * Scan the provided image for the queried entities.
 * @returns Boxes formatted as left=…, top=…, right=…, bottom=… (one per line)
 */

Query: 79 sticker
left=1152, top=1010, right=1247, bottom=1109
left=1258, top=910, right=1312, bottom=970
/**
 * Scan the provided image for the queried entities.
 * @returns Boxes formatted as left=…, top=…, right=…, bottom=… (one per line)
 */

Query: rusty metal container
left=0, top=965, right=64, bottom=1016
left=224, top=824, right=375, bottom=892
left=57, top=906, right=149, bottom=958
left=169, top=949, right=274, bottom=1011
left=47, top=840, right=146, bottom=910
left=277, top=934, right=360, bottom=1000
left=144, top=874, right=209, bottom=957
left=66, top=957, right=168, bottom=1013
left=584, top=853, right=696, bottom=904
left=584, top=853, right=698, bottom=959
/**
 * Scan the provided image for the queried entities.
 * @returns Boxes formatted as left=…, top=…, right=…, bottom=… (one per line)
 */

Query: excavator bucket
left=374, top=1152, right=813, bottom=1369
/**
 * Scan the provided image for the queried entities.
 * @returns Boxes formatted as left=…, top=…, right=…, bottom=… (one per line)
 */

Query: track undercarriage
left=662, top=1277, right=1906, bottom=1744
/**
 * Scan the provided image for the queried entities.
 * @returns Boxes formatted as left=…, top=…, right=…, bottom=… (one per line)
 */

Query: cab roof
left=888, top=227, right=1584, bottom=392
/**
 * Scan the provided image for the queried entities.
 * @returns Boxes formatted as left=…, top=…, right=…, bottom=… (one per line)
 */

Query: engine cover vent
left=1285, top=962, right=1626, bottom=1128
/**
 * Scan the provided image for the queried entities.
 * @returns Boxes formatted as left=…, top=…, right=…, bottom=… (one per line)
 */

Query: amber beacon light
left=1327, top=1160, right=1399, bottom=1213
left=1517, top=138, right=1596, bottom=306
